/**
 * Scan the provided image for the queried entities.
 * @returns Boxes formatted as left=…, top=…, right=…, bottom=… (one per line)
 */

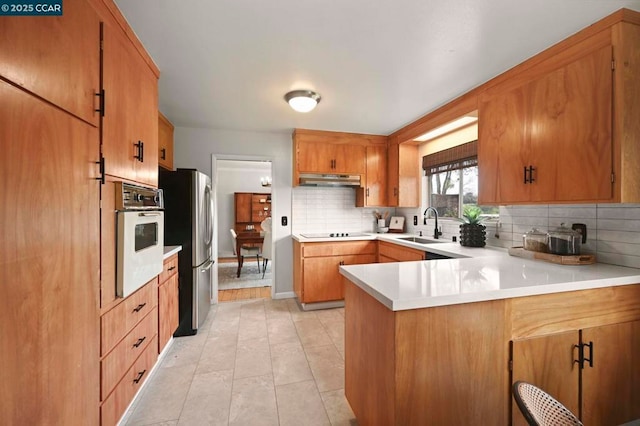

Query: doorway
left=213, top=157, right=273, bottom=302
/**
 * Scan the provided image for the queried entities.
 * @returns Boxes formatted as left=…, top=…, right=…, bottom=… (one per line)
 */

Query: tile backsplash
left=291, top=187, right=395, bottom=234
left=293, top=190, right=640, bottom=269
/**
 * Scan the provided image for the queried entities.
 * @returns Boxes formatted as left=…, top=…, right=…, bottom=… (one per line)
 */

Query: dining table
left=235, top=230, right=264, bottom=277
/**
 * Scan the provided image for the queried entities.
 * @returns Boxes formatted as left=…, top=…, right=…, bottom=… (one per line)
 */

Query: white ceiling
left=115, top=0, right=640, bottom=136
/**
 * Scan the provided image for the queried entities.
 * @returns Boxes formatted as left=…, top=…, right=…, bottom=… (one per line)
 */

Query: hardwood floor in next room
left=121, top=298, right=356, bottom=425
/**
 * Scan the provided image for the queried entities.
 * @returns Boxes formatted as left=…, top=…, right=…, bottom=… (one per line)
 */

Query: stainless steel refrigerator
left=159, top=168, right=214, bottom=336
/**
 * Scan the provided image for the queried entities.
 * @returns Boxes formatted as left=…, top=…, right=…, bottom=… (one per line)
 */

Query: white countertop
left=291, top=232, right=640, bottom=311
left=163, top=245, right=182, bottom=259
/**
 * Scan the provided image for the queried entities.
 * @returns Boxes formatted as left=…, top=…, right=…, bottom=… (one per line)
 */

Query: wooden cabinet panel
left=378, top=241, right=425, bottom=262
left=0, top=80, right=101, bottom=425
left=234, top=193, right=252, bottom=224
left=235, top=192, right=271, bottom=230
left=303, top=254, right=376, bottom=303
left=102, top=24, right=158, bottom=187
left=388, top=143, right=419, bottom=207
left=159, top=254, right=178, bottom=284
left=101, top=278, right=158, bottom=355
left=356, top=145, right=387, bottom=207
left=101, top=176, right=118, bottom=310
left=158, top=274, right=179, bottom=353
left=100, top=336, right=158, bottom=426
left=303, top=241, right=377, bottom=257
left=158, top=112, right=174, bottom=170
left=478, top=85, right=529, bottom=204
left=101, top=307, right=158, bottom=398
left=581, top=320, right=640, bottom=425
left=296, top=140, right=366, bottom=175
left=511, top=332, right=579, bottom=426
left=479, top=45, right=613, bottom=204
left=0, top=0, right=100, bottom=126
left=294, top=240, right=377, bottom=303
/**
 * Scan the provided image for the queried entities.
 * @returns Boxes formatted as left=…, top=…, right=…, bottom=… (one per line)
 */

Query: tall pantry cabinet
left=0, top=0, right=161, bottom=424
left=0, top=0, right=102, bottom=424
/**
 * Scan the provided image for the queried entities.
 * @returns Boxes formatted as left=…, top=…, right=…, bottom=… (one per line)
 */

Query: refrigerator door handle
left=204, top=184, right=213, bottom=245
left=199, top=259, right=214, bottom=272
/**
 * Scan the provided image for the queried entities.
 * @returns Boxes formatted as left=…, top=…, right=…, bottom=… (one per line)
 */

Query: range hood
left=298, top=173, right=361, bottom=187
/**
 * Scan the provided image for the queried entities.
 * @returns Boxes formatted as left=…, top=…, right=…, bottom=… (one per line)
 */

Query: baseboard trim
left=273, top=291, right=295, bottom=300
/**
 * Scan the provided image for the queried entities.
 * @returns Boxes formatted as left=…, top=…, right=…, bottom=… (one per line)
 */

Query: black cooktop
left=300, top=232, right=370, bottom=238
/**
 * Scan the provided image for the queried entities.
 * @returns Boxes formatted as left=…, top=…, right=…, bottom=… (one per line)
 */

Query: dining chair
left=260, top=217, right=272, bottom=278
left=230, top=229, right=261, bottom=272
left=512, top=381, right=582, bottom=426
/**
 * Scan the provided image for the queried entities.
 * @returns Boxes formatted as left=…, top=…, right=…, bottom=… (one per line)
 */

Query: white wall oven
left=115, top=182, right=164, bottom=298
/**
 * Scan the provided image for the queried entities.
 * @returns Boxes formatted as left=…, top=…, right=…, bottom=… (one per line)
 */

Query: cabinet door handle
left=583, top=341, right=593, bottom=368
left=528, top=166, right=535, bottom=183
left=132, top=336, right=146, bottom=348
left=523, top=166, right=528, bottom=184
left=339, top=260, right=345, bottom=265
left=366, top=188, right=370, bottom=197
left=167, top=266, right=176, bottom=271
left=133, top=369, right=147, bottom=384
left=160, top=148, right=166, bottom=160
left=132, top=302, right=146, bottom=313
left=134, top=141, right=143, bottom=162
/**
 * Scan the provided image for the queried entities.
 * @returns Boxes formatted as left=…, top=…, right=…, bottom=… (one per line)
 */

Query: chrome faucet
left=423, top=207, right=442, bottom=239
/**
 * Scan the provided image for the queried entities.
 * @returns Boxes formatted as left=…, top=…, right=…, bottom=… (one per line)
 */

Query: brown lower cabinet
left=158, top=254, right=179, bottom=353
left=377, top=240, right=426, bottom=262
left=344, top=279, right=640, bottom=425
left=293, top=240, right=377, bottom=303
left=100, top=279, right=158, bottom=425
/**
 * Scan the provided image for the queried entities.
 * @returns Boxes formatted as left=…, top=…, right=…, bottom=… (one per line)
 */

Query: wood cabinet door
left=234, top=193, right=252, bottom=223
left=478, top=84, right=530, bottom=204
left=296, top=140, right=336, bottom=174
left=0, top=80, right=100, bottom=425
left=511, top=331, right=579, bottom=426
left=398, top=144, right=419, bottom=207
left=334, top=144, right=366, bottom=174
left=357, top=145, right=387, bottom=206
left=0, top=0, right=100, bottom=126
left=388, top=143, right=400, bottom=206
left=581, top=320, right=640, bottom=425
left=158, top=274, right=179, bottom=353
left=303, top=254, right=375, bottom=303
left=303, top=257, right=343, bottom=303
left=528, top=46, right=613, bottom=202
left=158, top=112, right=174, bottom=170
left=102, top=25, right=158, bottom=186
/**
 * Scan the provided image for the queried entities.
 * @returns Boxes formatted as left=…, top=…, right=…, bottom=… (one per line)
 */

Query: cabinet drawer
left=159, top=254, right=178, bottom=283
left=303, top=241, right=376, bottom=257
left=101, top=307, right=158, bottom=399
left=101, top=278, right=158, bottom=355
left=378, top=242, right=425, bottom=262
left=100, top=336, right=158, bottom=426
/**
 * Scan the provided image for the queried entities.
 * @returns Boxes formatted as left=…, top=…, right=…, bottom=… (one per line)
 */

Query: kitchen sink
left=398, top=237, right=444, bottom=244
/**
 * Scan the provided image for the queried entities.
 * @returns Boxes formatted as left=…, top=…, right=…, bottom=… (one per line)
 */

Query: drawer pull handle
left=132, top=303, right=146, bottom=313
left=133, top=369, right=146, bottom=384
left=167, top=266, right=176, bottom=271
left=133, top=336, right=146, bottom=348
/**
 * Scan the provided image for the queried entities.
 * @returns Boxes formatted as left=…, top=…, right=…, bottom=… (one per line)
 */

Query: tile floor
left=121, top=298, right=357, bottom=426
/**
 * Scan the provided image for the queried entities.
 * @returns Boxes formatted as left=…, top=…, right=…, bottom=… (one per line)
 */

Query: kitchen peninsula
left=339, top=242, right=640, bottom=425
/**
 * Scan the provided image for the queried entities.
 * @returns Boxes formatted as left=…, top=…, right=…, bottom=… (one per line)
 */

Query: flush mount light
left=413, top=116, right=478, bottom=142
left=284, top=90, right=321, bottom=113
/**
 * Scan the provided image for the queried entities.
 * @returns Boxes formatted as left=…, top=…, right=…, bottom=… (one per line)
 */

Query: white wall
left=174, top=127, right=294, bottom=298
left=217, top=160, right=271, bottom=257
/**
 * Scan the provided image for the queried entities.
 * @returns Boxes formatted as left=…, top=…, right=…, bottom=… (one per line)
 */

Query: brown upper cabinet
left=388, top=8, right=640, bottom=205
left=479, top=44, right=613, bottom=204
left=356, top=145, right=388, bottom=207
left=0, top=0, right=101, bottom=127
left=158, top=112, right=174, bottom=170
left=387, top=141, right=420, bottom=207
left=293, top=129, right=368, bottom=179
left=102, top=20, right=159, bottom=187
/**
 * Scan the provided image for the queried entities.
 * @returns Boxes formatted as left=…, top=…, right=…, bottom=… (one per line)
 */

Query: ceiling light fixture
left=413, top=116, right=478, bottom=142
left=284, top=90, right=321, bottom=113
